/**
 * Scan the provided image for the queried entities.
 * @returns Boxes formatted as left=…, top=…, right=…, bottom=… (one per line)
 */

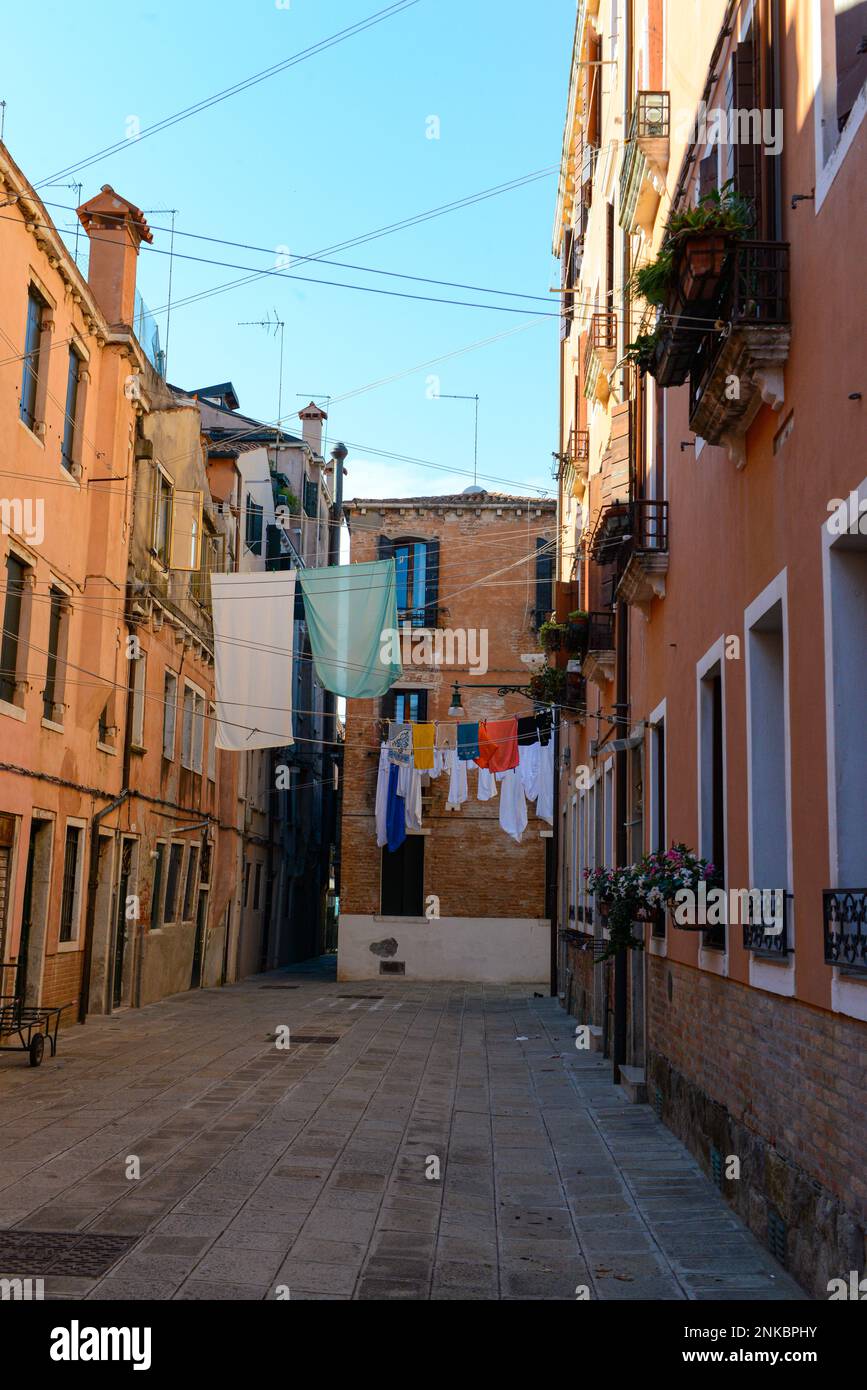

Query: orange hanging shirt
left=475, top=718, right=519, bottom=772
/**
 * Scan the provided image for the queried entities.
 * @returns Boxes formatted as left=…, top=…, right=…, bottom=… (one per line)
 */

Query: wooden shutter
left=586, top=34, right=602, bottom=148
left=699, top=151, right=718, bottom=200
left=170, top=490, right=203, bottom=571
left=733, top=40, right=761, bottom=234
left=424, top=538, right=439, bottom=628
left=377, top=535, right=394, bottom=561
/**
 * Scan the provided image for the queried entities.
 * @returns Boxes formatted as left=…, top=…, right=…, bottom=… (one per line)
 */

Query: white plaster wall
left=338, top=915, right=550, bottom=984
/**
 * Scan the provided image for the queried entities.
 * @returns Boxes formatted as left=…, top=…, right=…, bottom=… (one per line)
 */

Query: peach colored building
left=552, top=0, right=866, bottom=1296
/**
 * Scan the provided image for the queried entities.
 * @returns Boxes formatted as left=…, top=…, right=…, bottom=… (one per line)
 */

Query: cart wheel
left=29, top=1033, right=45, bottom=1067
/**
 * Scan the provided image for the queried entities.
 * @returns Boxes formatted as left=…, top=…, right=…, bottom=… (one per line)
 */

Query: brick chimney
left=298, top=401, right=327, bottom=456
left=76, top=185, right=153, bottom=328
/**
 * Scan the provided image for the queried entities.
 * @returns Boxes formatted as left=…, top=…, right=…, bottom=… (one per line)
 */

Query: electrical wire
left=34, top=0, right=424, bottom=188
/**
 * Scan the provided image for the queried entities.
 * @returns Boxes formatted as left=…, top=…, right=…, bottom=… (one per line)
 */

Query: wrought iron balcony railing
left=586, top=609, right=615, bottom=651
left=823, top=889, right=867, bottom=972
left=570, top=427, right=590, bottom=464
left=742, top=890, right=791, bottom=958
left=689, top=240, right=791, bottom=429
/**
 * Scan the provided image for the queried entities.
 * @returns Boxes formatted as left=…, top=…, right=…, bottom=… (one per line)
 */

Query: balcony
left=619, top=91, right=670, bottom=235
left=742, top=891, right=791, bottom=959
left=583, top=311, right=617, bottom=403
left=615, top=499, right=670, bottom=610
left=688, top=240, right=791, bottom=468
left=589, top=499, right=632, bottom=565
left=823, top=889, right=867, bottom=973
left=581, top=609, right=616, bottom=688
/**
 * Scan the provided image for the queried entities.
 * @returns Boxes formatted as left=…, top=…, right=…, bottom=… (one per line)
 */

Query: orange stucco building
left=552, top=0, right=866, bottom=1296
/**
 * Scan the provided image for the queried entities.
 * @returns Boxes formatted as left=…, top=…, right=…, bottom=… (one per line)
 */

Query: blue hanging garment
left=456, top=721, right=480, bottom=762
left=385, top=764, right=406, bottom=853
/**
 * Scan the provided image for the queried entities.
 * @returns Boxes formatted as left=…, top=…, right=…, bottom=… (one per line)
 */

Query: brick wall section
left=341, top=496, right=556, bottom=920
left=41, top=950, right=84, bottom=1025
left=647, top=955, right=867, bottom=1298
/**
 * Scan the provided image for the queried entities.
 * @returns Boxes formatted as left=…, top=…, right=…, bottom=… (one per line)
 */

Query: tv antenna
left=439, top=392, right=480, bottom=485
left=240, top=310, right=286, bottom=444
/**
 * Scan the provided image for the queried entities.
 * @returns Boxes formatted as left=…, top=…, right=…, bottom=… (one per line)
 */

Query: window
left=182, top=846, right=199, bottom=921
left=243, top=861, right=251, bottom=907
left=303, top=477, right=319, bottom=519
left=207, top=703, right=216, bottom=781
left=739, top=586, right=789, bottom=945
left=383, top=689, right=429, bottom=723
left=649, top=711, right=667, bottom=939
left=130, top=650, right=147, bottom=748
left=20, top=287, right=44, bottom=431
left=152, top=469, right=173, bottom=564
left=163, top=671, right=177, bottom=758
left=151, top=842, right=166, bottom=929
left=824, top=492, right=867, bottom=886
left=253, top=862, right=262, bottom=911
left=380, top=837, right=424, bottom=916
left=245, top=493, right=263, bottom=555
left=699, top=656, right=726, bottom=949
left=534, top=537, right=553, bottom=628
left=181, top=683, right=205, bottom=772
left=43, top=587, right=67, bottom=723
left=380, top=536, right=439, bottom=628
left=58, top=823, right=84, bottom=943
left=98, top=703, right=111, bottom=744
left=0, top=553, right=28, bottom=704
left=163, top=844, right=184, bottom=923
left=61, top=347, right=82, bottom=471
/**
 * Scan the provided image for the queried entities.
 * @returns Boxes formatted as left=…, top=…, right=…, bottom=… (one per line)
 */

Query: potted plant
left=565, top=609, right=590, bottom=653
left=584, top=865, right=646, bottom=960
left=529, top=665, right=566, bottom=705
left=667, top=181, right=754, bottom=306
left=635, top=843, right=718, bottom=930
left=623, top=331, right=662, bottom=375
left=538, top=619, right=567, bottom=653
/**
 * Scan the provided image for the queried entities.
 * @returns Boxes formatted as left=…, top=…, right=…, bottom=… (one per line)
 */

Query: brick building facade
left=339, top=491, right=557, bottom=983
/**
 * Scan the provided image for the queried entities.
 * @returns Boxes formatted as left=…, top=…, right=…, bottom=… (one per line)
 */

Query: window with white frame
left=130, top=650, right=147, bottom=748
left=181, top=682, right=206, bottom=772
left=163, top=671, right=178, bottom=759
left=698, top=652, right=727, bottom=949
left=825, top=502, right=867, bottom=885
left=746, top=591, right=789, bottom=897
left=58, top=821, right=85, bottom=944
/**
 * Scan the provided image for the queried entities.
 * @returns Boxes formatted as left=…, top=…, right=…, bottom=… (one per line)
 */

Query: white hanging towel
left=536, top=735, right=555, bottom=826
left=445, top=751, right=469, bottom=810
left=375, top=743, right=390, bottom=847
left=477, top=766, right=498, bottom=802
left=518, top=742, right=541, bottom=803
left=211, top=571, right=295, bottom=750
left=497, top=768, right=528, bottom=843
left=398, top=762, right=424, bottom=832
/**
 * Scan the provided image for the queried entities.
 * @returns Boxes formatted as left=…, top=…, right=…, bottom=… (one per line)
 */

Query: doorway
left=111, top=838, right=135, bottom=1009
left=18, top=815, right=52, bottom=1006
left=190, top=888, right=208, bottom=990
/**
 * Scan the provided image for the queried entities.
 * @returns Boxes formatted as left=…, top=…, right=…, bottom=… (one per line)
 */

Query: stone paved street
left=0, top=962, right=806, bottom=1301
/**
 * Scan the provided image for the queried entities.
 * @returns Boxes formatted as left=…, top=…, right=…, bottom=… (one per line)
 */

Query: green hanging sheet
left=299, top=558, right=403, bottom=698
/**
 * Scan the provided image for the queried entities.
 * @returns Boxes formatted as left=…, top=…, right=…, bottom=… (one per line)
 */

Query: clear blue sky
left=2, top=0, right=574, bottom=500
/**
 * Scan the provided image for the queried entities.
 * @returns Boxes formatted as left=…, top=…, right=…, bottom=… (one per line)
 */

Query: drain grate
left=0, top=1231, right=136, bottom=1277
left=259, top=985, right=300, bottom=990
left=767, top=1208, right=788, bottom=1266
left=291, top=1034, right=341, bottom=1045
left=379, top=961, right=405, bottom=976
left=337, top=994, right=384, bottom=1000
left=710, top=1145, right=723, bottom=1190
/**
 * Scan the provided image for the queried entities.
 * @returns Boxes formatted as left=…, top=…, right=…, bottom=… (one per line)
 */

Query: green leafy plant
left=629, top=247, right=676, bottom=304
left=538, top=619, right=567, bottom=652
left=622, top=330, right=662, bottom=371
left=668, top=180, right=754, bottom=241
left=529, top=665, right=566, bottom=704
left=568, top=609, right=589, bottom=623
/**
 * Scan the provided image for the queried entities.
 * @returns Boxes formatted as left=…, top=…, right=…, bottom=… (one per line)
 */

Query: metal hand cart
left=0, top=965, right=69, bottom=1066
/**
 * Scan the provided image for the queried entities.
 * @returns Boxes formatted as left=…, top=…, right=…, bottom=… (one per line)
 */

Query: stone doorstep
left=618, top=1066, right=648, bottom=1105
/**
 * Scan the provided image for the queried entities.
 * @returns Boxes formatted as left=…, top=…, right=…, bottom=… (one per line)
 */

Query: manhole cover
left=0, top=1231, right=137, bottom=1276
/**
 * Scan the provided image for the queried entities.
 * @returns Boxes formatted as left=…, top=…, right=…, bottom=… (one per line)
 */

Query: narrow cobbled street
left=0, top=962, right=803, bottom=1301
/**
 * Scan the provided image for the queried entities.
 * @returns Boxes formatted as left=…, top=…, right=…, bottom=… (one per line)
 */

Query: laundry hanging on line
left=299, top=558, right=402, bottom=699
left=210, top=571, right=295, bottom=751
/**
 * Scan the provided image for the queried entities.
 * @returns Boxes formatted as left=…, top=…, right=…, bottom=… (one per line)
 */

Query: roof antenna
left=240, top=310, right=286, bottom=452
left=439, top=392, right=480, bottom=486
